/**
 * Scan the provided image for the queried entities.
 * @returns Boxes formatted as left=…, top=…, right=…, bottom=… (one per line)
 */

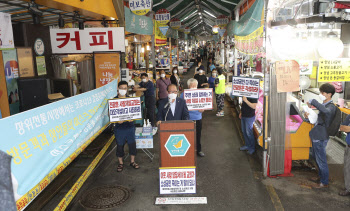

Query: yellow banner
left=318, top=58, right=350, bottom=82
left=154, top=21, right=167, bottom=46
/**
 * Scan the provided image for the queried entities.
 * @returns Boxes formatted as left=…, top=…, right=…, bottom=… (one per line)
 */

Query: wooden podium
left=159, top=120, right=196, bottom=168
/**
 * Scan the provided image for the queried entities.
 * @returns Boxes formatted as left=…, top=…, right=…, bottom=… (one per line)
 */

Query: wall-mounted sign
left=276, top=60, right=300, bottom=93
left=17, top=48, right=35, bottom=77
left=50, top=27, right=125, bottom=54
left=216, top=15, right=229, bottom=28
left=318, top=58, right=350, bottom=81
left=36, top=56, right=47, bottom=76
left=129, top=0, right=152, bottom=16
left=298, top=60, right=313, bottom=75
left=0, top=12, right=14, bottom=49
left=34, top=38, right=45, bottom=56
left=170, top=18, right=181, bottom=30
left=155, top=9, right=170, bottom=25
left=94, top=52, right=120, bottom=88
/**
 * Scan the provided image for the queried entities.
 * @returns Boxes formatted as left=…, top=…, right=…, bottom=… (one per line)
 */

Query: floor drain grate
left=80, top=185, right=131, bottom=209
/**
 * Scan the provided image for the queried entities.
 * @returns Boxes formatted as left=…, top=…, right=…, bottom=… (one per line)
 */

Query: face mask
left=319, top=94, right=327, bottom=101
left=161, top=74, right=165, bottom=78
left=174, top=71, right=177, bottom=74
left=119, top=89, right=127, bottom=96
left=212, top=73, right=217, bottom=77
left=168, top=93, right=177, bottom=101
left=199, top=70, right=204, bottom=74
left=142, top=79, right=148, bottom=83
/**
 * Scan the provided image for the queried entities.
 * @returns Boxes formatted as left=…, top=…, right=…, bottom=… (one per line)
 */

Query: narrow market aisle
left=67, top=62, right=274, bottom=211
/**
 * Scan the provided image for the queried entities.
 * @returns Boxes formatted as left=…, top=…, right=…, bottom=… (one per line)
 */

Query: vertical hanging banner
left=276, top=60, right=300, bottom=93
left=125, top=6, right=153, bottom=35
left=0, top=12, right=14, bottom=49
left=129, top=0, right=152, bottom=16
left=155, top=21, right=167, bottom=46
left=155, top=9, right=170, bottom=25
left=2, top=49, right=20, bottom=115
left=170, top=18, right=181, bottom=30
left=94, top=52, right=120, bottom=88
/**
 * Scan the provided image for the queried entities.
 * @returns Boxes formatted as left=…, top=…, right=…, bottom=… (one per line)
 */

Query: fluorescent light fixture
left=198, top=12, right=202, bottom=15
left=181, top=10, right=198, bottom=21
left=204, top=10, right=216, bottom=18
left=221, top=0, right=237, bottom=5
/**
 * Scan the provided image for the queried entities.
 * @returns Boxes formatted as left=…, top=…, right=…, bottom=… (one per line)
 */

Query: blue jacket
left=157, top=97, right=189, bottom=121
left=309, top=99, right=337, bottom=140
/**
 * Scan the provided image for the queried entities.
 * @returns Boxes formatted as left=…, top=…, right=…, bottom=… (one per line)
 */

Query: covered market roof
left=152, top=0, right=239, bottom=35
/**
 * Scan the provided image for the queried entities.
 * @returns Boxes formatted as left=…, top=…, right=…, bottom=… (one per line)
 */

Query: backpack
left=325, top=104, right=341, bottom=136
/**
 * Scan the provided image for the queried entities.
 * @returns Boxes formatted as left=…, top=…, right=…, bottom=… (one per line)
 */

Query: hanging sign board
left=216, top=15, right=229, bottom=28
left=276, top=60, right=300, bottom=93
left=155, top=9, right=170, bottom=25
left=0, top=12, right=14, bottom=49
left=159, top=168, right=196, bottom=194
left=108, top=97, right=142, bottom=122
left=125, top=6, right=153, bottom=35
left=129, top=0, right=152, bottom=16
left=155, top=21, right=167, bottom=46
left=50, top=27, right=125, bottom=54
left=183, top=89, right=213, bottom=111
left=318, top=58, right=350, bottom=81
left=170, top=18, right=181, bottom=30
left=184, top=27, right=191, bottom=34
left=232, top=77, right=260, bottom=99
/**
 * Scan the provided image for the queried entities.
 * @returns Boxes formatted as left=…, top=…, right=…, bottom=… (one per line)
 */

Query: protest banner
left=232, top=76, right=260, bottom=99
left=108, top=97, right=142, bottom=122
left=0, top=79, right=118, bottom=211
left=183, top=89, right=213, bottom=111
left=159, top=168, right=196, bottom=194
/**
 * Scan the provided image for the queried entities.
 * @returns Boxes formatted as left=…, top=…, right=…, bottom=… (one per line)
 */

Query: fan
left=299, top=76, right=311, bottom=107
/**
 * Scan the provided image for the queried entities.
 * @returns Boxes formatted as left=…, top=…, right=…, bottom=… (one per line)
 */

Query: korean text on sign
left=318, top=58, right=350, bottom=82
left=108, top=97, right=142, bottom=122
left=183, top=89, right=213, bottom=111
left=232, top=77, right=260, bottom=99
left=159, top=168, right=196, bottom=194
left=50, top=28, right=125, bottom=54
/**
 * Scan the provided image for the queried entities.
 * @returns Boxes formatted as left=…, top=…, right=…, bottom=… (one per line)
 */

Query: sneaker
left=216, top=112, right=224, bottom=117
left=197, top=151, right=205, bottom=157
left=312, top=183, right=329, bottom=189
left=247, top=149, right=255, bottom=155
left=152, top=127, right=158, bottom=135
left=239, top=146, right=249, bottom=151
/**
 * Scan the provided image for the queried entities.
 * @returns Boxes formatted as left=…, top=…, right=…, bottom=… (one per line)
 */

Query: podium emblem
left=165, top=134, right=191, bottom=157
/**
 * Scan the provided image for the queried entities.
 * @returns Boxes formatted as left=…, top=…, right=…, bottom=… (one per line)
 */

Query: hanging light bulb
left=318, top=31, right=344, bottom=59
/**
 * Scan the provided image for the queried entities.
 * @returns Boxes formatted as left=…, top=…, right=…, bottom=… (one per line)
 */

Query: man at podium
left=156, top=84, right=189, bottom=125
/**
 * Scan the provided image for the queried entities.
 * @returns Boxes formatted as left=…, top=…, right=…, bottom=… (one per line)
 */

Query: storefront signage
left=2, top=49, right=20, bottom=115
left=17, top=48, right=35, bottom=77
left=159, top=168, right=196, bottom=194
left=50, top=27, right=125, bottom=54
left=165, top=134, right=190, bottom=157
left=94, top=52, right=120, bottom=88
left=183, top=89, right=213, bottom=111
left=318, top=58, right=350, bottom=82
left=0, top=79, right=118, bottom=211
left=36, top=56, right=47, bottom=76
left=216, top=15, right=229, bottom=28
left=129, top=0, right=152, bottom=16
left=0, top=12, right=14, bottom=49
left=276, top=60, right=300, bottom=93
left=298, top=60, right=313, bottom=75
left=124, top=6, right=153, bottom=35
left=108, top=97, right=142, bottom=122
left=184, top=27, right=191, bottom=34
left=170, top=18, right=181, bottom=30
left=232, top=77, right=260, bottom=99
left=156, top=9, right=170, bottom=25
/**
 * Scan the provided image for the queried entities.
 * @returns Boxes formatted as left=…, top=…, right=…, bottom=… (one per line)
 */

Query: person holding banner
left=180, top=78, right=205, bottom=157
left=239, top=96, right=258, bottom=155
left=215, top=68, right=226, bottom=117
left=114, top=81, right=140, bottom=172
left=134, top=73, right=156, bottom=127
left=156, top=84, right=189, bottom=124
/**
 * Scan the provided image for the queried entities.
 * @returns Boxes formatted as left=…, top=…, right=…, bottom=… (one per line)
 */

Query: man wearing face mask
left=180, top=78, right=205, bottom=157
left=114, top=81, right=139, bottom=172
left=156, top=84, right=189, bottom=125
left=156, top=70, right=171, bottom=102
left=304, top=83, right=337, bottom=189
left=194, top=67, right=208, bottom=88
left=134, top=73, right=156, bottom=127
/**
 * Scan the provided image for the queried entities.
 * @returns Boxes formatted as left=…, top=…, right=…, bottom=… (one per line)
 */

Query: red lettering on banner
left=186, top=99, right=191, bottom=104
left=89, top=31, right=113, bottom=49
left=56, top=31, right=81, bottom=50
left=192, top=98, right=198, bottom=103
left=200, top=98, right=205, bottom=103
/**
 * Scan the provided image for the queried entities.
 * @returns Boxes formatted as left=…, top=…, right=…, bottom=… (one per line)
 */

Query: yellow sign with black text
left=318, top=59, right=350, bottom=82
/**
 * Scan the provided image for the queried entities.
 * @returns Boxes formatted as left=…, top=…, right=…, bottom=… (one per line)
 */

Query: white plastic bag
left=302, top=105, right=318, bottom=124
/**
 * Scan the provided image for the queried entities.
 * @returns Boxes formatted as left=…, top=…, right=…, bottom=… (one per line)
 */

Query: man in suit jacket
left=304, top=83, right=336, bottom=189
left=157, top=84, right=189, bottom=124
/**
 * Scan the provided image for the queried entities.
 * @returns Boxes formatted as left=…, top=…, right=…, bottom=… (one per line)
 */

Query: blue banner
left=0, top=79, right=118, bottom=210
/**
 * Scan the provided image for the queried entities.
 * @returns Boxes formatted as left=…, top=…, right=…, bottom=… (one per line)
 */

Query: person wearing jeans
left=239, top=96, right=257, bottom=155
left=338, top=114, right=350, bottom=196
